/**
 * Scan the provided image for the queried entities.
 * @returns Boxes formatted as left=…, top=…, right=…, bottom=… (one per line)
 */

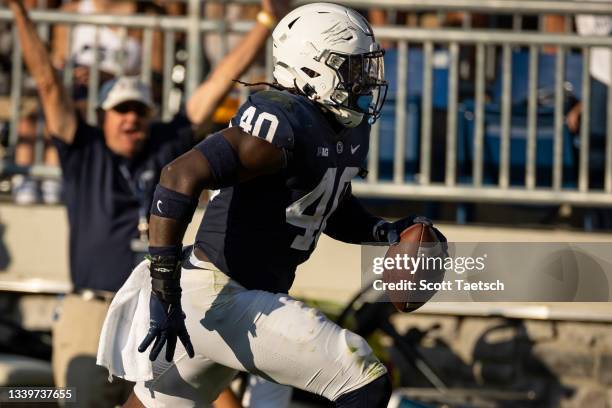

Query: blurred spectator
left=202, top=0, right=271, bottom=130
left=51, top=0, right=164, bottom=77
left=368, top=9, right=486, bottom=30
left=566, top=13, right=611, bottom=158
left=368, top=8, right=487, bottom=49
left=13, top=0, right=166, bottom=205
left=8, top=0, right=287, bottom=405
left=543, top=15, right=568, bottom=35
left=205, top=2, right=252, bottom=69
left=1, top=1, right=61, bottom=96
left=367, top=9, right=411, bottom=49
left=155, top=0, right=185, bottom=17
left=565, top=10, right=611, bottom=208
left=542, top=15, right=569, bottom=54
left=2, top=0, right=62, bottom=204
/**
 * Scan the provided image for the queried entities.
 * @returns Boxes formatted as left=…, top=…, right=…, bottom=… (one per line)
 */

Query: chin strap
left=291, top=77, right=320, bottom=102
left=284, top=67, right=365, bottom=128
left=327, top=105, right=364, bottom=128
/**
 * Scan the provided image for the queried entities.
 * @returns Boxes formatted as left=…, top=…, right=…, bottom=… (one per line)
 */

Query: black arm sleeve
left=323, top=192, right=384, bottom=244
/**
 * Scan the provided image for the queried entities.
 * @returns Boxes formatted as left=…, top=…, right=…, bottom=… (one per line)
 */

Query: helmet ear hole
left=302, top=83, right=317, bottom=98
left=301, top=67, right=320, bottom=78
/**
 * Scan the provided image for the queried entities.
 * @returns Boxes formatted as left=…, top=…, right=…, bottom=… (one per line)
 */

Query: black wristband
left=149, top=248, right=183, bottom=304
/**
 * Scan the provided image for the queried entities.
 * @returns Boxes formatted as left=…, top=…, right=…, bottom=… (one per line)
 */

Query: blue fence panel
left=460, top=101, right=577, bottom=187
left=490, top=50, right=584, bottom=105
left=379, top=47, right=452, bottom=182
left=377, top=96, right=421, bottom=181
left=384, top=48, right=450, bottom=109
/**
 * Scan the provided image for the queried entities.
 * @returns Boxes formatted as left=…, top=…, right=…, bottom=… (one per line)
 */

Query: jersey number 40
left=238, top=106, right=279, bottom=142
left=286, top=167, right=358, bottom=251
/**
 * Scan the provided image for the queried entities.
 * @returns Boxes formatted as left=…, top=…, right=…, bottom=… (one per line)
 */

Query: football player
left=118, top=3, right=443, bottom=407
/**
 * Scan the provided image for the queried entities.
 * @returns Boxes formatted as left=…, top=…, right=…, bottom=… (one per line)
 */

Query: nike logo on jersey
left=157, top=200, right=163, bottom=213
left=350, top=144, right=361, bottom=154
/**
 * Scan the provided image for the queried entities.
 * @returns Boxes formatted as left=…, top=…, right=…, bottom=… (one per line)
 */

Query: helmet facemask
left=325, top=49, right=388, bottom=127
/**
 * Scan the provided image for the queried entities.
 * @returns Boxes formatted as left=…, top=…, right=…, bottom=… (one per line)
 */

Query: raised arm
left=185, top=0, right=289, bottom=125
left=138, top=127, right=285, bottom=362
left=8, top=0, right=76, bottom=144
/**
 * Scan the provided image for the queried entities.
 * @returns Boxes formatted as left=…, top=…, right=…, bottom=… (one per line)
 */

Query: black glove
left=138, top=253, right=195, bottom=362
left=375, top=215, right=448, bottom=253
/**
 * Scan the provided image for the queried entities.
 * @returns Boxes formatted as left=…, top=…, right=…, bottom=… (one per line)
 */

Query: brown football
left=382, top=221, right=446, bottom=312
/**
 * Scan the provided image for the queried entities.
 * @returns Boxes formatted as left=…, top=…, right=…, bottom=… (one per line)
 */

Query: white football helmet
left=272, top=3, right=387, bottom=128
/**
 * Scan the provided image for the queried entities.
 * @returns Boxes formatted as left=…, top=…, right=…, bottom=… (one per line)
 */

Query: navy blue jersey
left=195, top=90, right=372, bottom=293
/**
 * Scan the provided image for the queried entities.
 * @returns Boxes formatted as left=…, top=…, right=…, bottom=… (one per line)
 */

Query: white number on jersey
left=239, top=106, right=256, bottom=133
left=286, top=167, right=359, bottom=251
left=238, top=107, right=279, bottom=143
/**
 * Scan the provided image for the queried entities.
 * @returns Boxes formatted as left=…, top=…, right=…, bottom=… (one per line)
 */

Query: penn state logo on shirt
left=336, top=141, right=344, bottom=154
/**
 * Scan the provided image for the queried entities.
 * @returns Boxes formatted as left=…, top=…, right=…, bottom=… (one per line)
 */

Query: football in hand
left=382, top=221, right=446, bottom=313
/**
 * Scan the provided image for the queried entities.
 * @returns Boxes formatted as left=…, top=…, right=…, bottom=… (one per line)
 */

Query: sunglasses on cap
left=112, top=101, right=151, bottom=117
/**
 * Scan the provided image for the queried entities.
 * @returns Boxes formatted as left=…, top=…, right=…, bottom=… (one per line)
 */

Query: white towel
left=96, top=259, right=154, bottom=382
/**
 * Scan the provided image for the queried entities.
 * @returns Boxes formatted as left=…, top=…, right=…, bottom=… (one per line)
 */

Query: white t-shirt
left=576, top=12, right=612, bottom=85
left=69, top=0, right=142, bottom=75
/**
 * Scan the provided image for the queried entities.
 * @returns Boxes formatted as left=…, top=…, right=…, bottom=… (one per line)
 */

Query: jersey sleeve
left=229, top=91, right=296, bottom=151
left=51, top=113, right=103, bottom=181
left=323, top=185, right=384, bottom=244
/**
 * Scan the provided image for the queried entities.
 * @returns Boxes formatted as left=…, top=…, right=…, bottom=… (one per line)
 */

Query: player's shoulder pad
left=230, top=90, right=297, bottom=150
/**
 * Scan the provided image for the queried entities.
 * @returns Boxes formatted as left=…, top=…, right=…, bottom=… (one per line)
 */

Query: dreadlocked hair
left=232, top=79, right=334, bottom=124
left=232, top=79, right=306, bottom=97
left=233, top=79, right=287, bottom=91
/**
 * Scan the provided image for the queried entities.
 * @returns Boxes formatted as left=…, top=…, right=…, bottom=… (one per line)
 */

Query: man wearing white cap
left=8, top=0, right=289, bottom=405
left=95, top=76, right=157, bottom=160
left=49, top=73, right=194, bottom=407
